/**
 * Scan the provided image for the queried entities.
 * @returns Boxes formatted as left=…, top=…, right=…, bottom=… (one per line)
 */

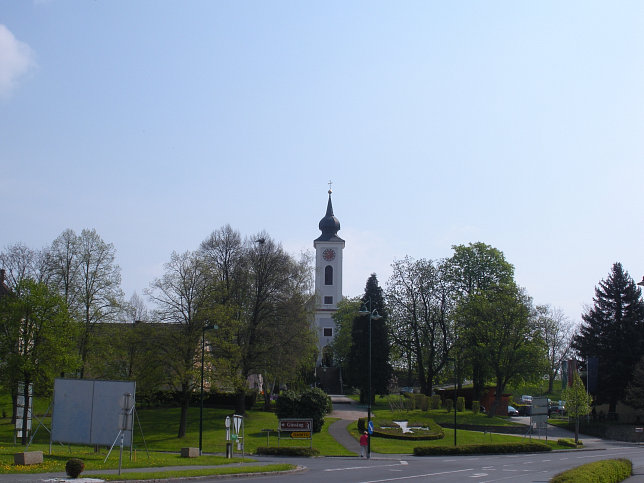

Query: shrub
left=430, top=395, right=441, bottom=410
left=65, top=458, right=85, bottom=478
left=414, top=441, right=551, bottom=456
left=557, top=438, right=583, bottom=448
left=255, top=447, right=319, bottom=457
left=445, top=398, right=453, bottom=412
left=551, top=458, right=631, bottom=483
left=456, top=396, right=465, bottom=412
left=472, top=400, right=480, bottom=414
left=275, top=387, right=331, bottom=433
left=413, top=394, right=428, bottom=411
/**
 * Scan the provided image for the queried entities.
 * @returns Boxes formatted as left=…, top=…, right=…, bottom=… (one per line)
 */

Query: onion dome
left=315, top=190, right=344, bottom=242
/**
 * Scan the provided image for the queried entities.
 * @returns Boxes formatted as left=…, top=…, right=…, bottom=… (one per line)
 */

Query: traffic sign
left=368, top=421, right=374, bottom=435
left=290, top=431, right=311, bottom=439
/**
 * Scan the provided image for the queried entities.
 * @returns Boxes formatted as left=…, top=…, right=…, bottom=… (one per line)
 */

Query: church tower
left=314, top=188, right=344, bottom=366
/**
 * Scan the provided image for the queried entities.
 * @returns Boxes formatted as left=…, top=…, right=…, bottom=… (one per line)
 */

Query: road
left=189, top=444, right=644, bottom=482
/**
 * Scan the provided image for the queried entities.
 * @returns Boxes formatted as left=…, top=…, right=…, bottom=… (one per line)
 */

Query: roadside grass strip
left=550, top=458, right=632, bottom=483
left=93, top=464, right=298, bottom=481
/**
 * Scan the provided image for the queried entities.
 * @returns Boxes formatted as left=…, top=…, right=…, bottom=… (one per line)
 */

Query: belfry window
left=325, top=265, right=333, bottom=285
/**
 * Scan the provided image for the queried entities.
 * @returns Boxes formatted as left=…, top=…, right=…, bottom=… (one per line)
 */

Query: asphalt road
left=182, top=444, right=642, bottom=483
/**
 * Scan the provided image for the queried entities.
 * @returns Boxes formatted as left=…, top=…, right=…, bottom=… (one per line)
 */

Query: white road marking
left=359, top=468, right=474, bottom=482
left=325, top=462, right=408, bottom=472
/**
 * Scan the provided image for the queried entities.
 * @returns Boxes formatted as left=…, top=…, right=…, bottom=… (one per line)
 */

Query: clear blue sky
left=2, top=1, right=643, bottom=324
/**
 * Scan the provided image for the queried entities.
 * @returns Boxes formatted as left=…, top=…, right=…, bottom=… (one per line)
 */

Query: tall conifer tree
left=572, top=262, right=644, bottom=413
left=348, top=274, right=391, bottom=403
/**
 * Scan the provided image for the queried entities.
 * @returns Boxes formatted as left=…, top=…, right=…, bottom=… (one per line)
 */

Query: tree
left=455, top=283, right=546, bottom=416
left=448, top=242, right=515, bottom=400
left=0, top=243, right=48, bottom=294
left=330, top=297, right=361, bottom=375
left=624, top=355, right=644, bottom=411
left=347, top=274, right=391, bottom=403
left=386, top=257, right=455, bottom=396
left=0, top=279, right=80, bottom=443
left=562, top=371, right=593, bottom=444
left=535, top=304, right=574, bottom=393
left=199, top=228, right=316, bottom=414
left=572, top=262, right=644, bottom=413
left=0, top=243, right=50, bottom=422
left=75, top=229, right=124, bottom=377
left=146, top=250, right=208, bottom=438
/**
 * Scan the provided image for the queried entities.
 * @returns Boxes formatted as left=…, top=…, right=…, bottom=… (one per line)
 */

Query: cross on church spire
left=328, top=180, right=333, bottom=193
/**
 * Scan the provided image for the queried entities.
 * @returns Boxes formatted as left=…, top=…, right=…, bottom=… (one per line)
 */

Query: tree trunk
left=235, top=389, right=246, bottom=415
left=177, top=391, right=190, bottom=438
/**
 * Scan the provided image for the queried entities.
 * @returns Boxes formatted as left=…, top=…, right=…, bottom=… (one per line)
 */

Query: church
left=313, top=188, right=345, bottom=393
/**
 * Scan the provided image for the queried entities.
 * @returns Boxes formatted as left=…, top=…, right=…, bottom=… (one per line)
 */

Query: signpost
left=529, top=397, right=549, bottom=440
left=277, top=419, right=313, bottom=449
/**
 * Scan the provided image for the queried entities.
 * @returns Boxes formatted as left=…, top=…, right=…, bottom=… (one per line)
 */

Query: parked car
left=549, top=401, right=566, bottom=415
left=507, top=405, right=520, bottom=417
left=399, top=386, right=414, bottom=395
left=520, top=395, right=533, bottom=404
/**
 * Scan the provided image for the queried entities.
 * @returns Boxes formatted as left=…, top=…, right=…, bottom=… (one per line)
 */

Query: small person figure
left=359, top=430, right=369, bottom=457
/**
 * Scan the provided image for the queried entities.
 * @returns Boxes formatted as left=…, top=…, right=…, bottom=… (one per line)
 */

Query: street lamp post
left=448, top=357, right=457, bottom=446
left=199, top=323, right=218, bottom=456
left=359, top=298, right=382, bottom=459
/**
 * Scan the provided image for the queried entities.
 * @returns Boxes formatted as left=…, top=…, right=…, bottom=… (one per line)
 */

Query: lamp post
left=359, top=298, right=382, bottom=459
left=448, top=357, right=457, bottom=446
left=199, top=323, right=218, bottom=456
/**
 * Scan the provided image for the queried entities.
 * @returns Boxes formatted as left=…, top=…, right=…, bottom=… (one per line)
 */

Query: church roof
left=315, top=190, right=344, bottom=242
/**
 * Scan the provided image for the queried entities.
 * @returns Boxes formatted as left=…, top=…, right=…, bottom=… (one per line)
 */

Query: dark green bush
left=456, top=396, right=465, bottom=412
left=275, top=388, right=331, bottom=433
left=430, top=395, right=441, bottom=410
left=65, top=458, right=85, bottom=478
left=472, top=400, right=480, bottom=414
left=413, top=441, right=551, bottom=456
left=551, top=458, right=631, bottom=483
left=255, top=447, right=319, bottom=457
left=413, top=394, right=428, bottom=411
left=557, top=438, right=583, bottom=448
left=445, top=398, right=454, bottom=412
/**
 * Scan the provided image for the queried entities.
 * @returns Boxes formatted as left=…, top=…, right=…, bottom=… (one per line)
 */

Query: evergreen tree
left=572, top=263, right=644, bottom=413
left=347, top=274, right=391, bottom=403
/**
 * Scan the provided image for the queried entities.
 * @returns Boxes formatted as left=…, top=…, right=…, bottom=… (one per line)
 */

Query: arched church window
left=325, top=265, right=333, bottom=285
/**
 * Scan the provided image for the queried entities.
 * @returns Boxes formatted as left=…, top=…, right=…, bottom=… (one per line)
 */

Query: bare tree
left=44, top=229, right=82, bottom=312
left=75, top=229, right=123, bottom=377
left=386, top=256, right=455, bottom=396
left=535, top=304, right=575, bottom=393
left=146, top=250, right=209, bottom=438
left=0, top=243, right=47, bottom=294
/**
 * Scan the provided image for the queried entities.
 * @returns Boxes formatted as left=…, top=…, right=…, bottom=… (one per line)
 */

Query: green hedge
left=413, top=441, right=551, bottom=456
left=357, top=417, right=444, bottom=441
left=255, top=447, right=320, bottom=457
left=557, top=438, right=583, bottom=448
left=551, top=458, right=631, bottom=483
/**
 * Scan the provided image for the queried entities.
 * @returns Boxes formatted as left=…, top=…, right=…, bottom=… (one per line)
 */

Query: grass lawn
left=346, top=419, right=568, bottom=453
left=0, top=446, right=249, bottom=474
left=0, top=398, right=351, bottom=475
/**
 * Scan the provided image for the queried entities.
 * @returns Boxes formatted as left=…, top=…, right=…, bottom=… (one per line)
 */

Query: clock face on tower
left=322, top=248, right=336, bottom=261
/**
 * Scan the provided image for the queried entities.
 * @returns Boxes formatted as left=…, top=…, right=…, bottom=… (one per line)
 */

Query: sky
left=1, top=1, right=644, bottom=325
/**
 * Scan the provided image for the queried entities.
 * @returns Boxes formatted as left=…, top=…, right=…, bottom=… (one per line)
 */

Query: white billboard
left=51, top=379, right=136, bottom=446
